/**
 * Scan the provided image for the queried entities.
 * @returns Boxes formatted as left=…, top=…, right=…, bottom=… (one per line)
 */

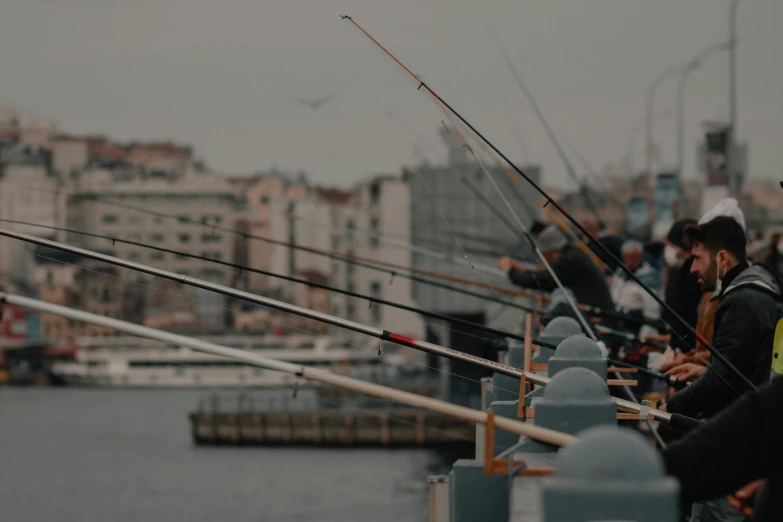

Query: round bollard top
left=542, top=316, right=583, bottom=338
left=556, top=426, right=665, bottom=481
left=541, top=367, right=609, bottom=401
left=553, top=335, right=603, bottom=360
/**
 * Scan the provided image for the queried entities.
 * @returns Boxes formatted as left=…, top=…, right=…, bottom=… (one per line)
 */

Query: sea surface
left=0, top=388, right=457, bottom=522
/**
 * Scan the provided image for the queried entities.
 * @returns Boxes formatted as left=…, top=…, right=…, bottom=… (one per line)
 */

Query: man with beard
left=661, top=215, right=783, bottom=522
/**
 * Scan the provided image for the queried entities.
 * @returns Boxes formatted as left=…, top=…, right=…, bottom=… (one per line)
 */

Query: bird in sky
left=295, top=94, right=335, bottom=110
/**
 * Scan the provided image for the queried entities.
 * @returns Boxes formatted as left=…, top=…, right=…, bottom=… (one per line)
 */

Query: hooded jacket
left=666, top=263, right=783, bottom=419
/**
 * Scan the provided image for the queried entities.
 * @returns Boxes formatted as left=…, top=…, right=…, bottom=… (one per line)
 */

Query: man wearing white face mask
left=661, top=216, right=783, bottom=522
left=663, top=216, right=783, bottom=419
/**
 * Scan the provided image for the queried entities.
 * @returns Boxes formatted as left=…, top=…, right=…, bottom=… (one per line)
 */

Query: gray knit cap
left=536, top=226, right=568, bottom=254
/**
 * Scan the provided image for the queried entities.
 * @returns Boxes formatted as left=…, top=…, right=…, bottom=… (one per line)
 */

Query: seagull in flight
left=296, top=94, right=335, bottom=110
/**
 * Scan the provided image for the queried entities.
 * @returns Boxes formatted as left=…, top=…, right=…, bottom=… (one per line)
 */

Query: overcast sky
left=1, top=0, right=781, bottom=188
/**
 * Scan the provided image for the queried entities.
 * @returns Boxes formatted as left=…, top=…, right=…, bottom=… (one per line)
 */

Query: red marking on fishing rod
left=343, top=15, right=754, bottom=392
left=382, top=330, right=417, bottom=346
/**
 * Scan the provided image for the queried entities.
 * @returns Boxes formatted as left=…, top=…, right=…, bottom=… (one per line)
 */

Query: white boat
left=50, top=334, right=410, bottom=388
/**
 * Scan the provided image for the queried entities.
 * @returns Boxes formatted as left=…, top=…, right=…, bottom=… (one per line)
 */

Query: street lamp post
left=728, top=0, right=740, bottom=198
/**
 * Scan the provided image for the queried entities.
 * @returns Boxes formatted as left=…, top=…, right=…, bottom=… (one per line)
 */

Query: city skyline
left=1, top=1, right=782, bottom=188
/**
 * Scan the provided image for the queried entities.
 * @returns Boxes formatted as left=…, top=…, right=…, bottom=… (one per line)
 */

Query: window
left=175, top=253, right=190, bottom=261
left=260, top=195, right=270, bottom=204
left=202, top=251, right=222, bottom=261
left=177, top=215, right=189, bottom=224
left=150, top=234, right=164, bottom=243
left=369, top=217, right=380, bottom=248
left=178, top=233, right=191, bottom=244
left=201, top=215, right=222, bottom=225
left=102, top=215, right=118, bottom=224
left=150, top=252, right=165, bottom=262
left=201, top=234, right=221, bottom=243
left=127, top=233, right=141, bottom=242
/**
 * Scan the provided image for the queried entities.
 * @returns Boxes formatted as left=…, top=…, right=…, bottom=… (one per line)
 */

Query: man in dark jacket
left=499, top=225, right=615, bottom=312
left=663, top=216, right=783, bottom=419
left=663, top=374, right=783, bottom=522
left=662, top=218, right=702, bottom=353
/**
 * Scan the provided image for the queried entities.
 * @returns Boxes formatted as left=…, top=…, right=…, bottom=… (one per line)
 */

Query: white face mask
left=664, top=245, right=682, bottom=267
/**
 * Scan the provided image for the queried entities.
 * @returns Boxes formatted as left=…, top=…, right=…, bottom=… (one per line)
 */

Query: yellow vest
left=772, top=318, right=783, bottom=376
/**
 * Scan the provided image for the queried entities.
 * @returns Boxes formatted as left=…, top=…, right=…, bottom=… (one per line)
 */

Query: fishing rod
left=340, top=16, right=753, bottom=391
left=0, top=229, right=701, bottom=431
left=0, top=292, right=575, bottom=447
left=0, top=218, right=556, bottom=350
left=487, top=149, right=606, bottom=270
left=487, top=31, right=603, bottom=225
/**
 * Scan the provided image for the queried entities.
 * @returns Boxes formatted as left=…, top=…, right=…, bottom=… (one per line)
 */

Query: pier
left=189, top=408, right=475, bottom=448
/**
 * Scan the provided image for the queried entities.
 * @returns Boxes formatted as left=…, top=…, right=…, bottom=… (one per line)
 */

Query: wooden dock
left=189, top=409, right=475, bottom=448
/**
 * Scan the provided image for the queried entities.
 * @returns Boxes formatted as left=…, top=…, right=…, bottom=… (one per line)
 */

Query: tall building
left=263, top=176, right=425, bottom=342
left=0, top=164, right=59, bottom=286
left=408, top=127, right=541, bottom=317
left=62, top=169, right=241, bottom=331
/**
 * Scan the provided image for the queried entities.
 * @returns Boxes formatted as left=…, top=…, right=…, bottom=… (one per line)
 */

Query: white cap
left=699, top=198, right=746, bottom=231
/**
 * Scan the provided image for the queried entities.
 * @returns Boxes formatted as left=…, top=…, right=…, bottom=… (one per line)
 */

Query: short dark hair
left=684, top=216, right=747, bottom=262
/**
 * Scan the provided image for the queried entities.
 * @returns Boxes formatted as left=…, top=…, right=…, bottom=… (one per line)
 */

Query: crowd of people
left=498, top=197, right=783, bottom=521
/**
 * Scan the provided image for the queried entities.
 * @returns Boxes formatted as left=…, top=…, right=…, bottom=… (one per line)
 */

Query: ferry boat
left=50, top=334, right=410, bottom=388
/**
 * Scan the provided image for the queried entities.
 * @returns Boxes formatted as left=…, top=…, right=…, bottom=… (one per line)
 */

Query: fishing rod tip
left=339, top=14, right=352, bottom=20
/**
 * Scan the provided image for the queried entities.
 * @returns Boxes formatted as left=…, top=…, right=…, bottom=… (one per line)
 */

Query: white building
left=62, top=169, right=242, bottom=330
left=0, top=164, right=59, bottom=285
left=264, top=177, right=425, bottom=342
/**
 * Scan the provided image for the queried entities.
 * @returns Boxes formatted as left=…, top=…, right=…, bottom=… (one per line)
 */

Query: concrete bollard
left=532, top=316, right=583, bottom=366
left=547, top=335, right=607, bottom=380
left=455, top=367, right=618, bottom=522
left=541, top=425, right=679, bottom=522
left=508, top=367, right=618, bottom=522
left=523, top=335, right=607, bottom=408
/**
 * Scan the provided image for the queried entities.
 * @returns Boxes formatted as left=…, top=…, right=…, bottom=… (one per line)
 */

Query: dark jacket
left=664, top=256, right=703, bottom=353
left=508, top=243, right=615, bottom=311
left=666, top=263, right=783, bottom=419
left=663, top=375, right=783, bottom=522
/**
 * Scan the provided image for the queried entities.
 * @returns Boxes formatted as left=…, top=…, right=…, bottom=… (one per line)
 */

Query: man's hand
left=499, top=256, right=522, bottom=272
left=659, top=348, right=685, bottom=372
left=728, top=480, right=762, bottom=517
left=665, top=363, right=707, bottom=382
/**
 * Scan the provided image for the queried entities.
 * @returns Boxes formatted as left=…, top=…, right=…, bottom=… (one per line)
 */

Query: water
left=0, top=389, right=456, bottom=522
